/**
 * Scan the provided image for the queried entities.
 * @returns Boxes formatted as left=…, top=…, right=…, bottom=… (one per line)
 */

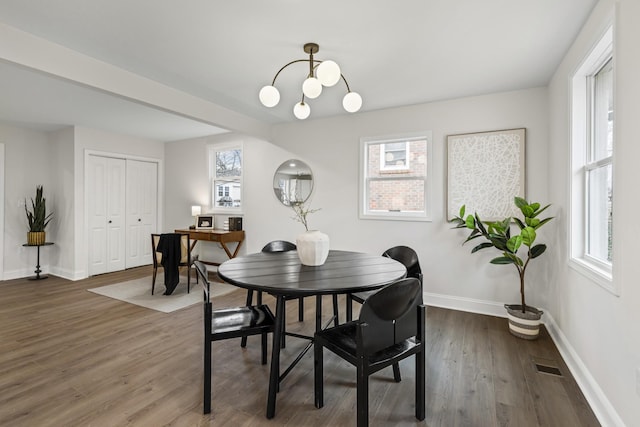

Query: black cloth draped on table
left=157, top=233, right=182, bottom=295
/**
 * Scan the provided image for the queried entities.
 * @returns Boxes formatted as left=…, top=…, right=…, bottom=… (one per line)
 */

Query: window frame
left=570, top=25, right=616, bottom=293
left=359, top=132, right=432, bottom=222
left=208, top=141, right=243, bottom=214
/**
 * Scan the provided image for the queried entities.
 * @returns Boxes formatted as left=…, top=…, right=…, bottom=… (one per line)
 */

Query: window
left=209, top=142, right=242, bottom=212
left=570, top=26, right=614, bottom=291
left=360, top=132, right=432, bottom=221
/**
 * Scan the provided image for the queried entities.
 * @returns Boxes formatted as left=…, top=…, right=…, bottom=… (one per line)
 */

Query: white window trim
left=359, top=132, right=432, bottom=222
left=569, top=24, right=617, bottom=294
left=208, top=141, right=243, bottom=214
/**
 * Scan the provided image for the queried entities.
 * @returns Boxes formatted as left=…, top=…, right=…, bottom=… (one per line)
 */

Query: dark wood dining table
left=217, top=249, right=407, bottom=419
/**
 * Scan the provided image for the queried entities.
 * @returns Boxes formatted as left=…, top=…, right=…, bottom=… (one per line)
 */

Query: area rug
left=87, top=275, right=238, bottom=313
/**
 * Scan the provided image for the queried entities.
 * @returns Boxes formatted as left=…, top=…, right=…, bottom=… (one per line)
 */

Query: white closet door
left=125, top=159, right=158, bottom=268
left=87, top=155, right=126, bottom=275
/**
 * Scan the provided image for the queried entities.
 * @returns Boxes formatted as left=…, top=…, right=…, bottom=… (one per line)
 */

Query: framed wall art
left=447, top=128, right=525, bottom=221
left=196, top=215, right=214, bottom=229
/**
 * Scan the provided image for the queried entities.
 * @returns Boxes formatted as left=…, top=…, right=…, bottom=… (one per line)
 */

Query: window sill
left=568, top=257, right=618, bottom=296
left=360, top=212, right=432, bottom=222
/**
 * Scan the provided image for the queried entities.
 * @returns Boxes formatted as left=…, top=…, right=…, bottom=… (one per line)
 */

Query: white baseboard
left=544, top=312, right=626, bottom=427
left=424, top=292, right=508, bottom=318
left=425, top=291, right=625, bottom=427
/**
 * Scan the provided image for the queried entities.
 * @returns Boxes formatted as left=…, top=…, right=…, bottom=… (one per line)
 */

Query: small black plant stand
left=23, top=242, right=54, bottom=280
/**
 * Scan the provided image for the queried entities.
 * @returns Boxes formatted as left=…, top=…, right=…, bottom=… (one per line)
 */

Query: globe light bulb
left=293, top=102, right=311, bottom=120
left=342, top=91, right=362, bottom=113
left=259, top=85, right=280, bottom=107
left=317, top=60, right=341, bottom=87
left=302, top=77, right=322, bottom=99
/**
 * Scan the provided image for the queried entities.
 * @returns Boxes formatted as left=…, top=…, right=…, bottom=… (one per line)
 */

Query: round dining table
left=217, top=249, right=407, bottom=419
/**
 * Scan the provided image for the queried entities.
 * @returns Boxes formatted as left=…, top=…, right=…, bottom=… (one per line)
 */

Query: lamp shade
left=343, top=91, right=362, bottom=113
left=302, top=77, right=322, bottom=99
left=259, top=85, right=280, bottom=107
left=293, top=102, right=311, bottom=120
left=191, top=205, right=202, bottom=216
left=317, top=60, right=341, bottom=87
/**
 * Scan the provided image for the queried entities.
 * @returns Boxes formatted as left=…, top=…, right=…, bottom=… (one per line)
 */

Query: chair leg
left=187, top=265, right=191, bottom=293
left=416, top=347, right=425, bottom=420
left=241, top=290, right=254, bottom=348
left=204, top=309, right=212, bottom=415
left=257, top=290, right=263, bottom=305
left=393, top=362, right=402, bottom=382
left=332, top=294, right=339, bottom=326
left=298, top=297, right=304, bottom=322
left=261, top=332, right=268, bottom=365
left=151, top=266, right=157, bottom=295
left=346, top=293, right=353, bottom=322
left=314, top=341, right=324, bottom=408
left=356, top=363, right=369, bottom=427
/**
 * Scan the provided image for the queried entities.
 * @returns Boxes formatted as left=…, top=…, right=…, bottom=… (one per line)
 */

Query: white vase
left=296, top=230, right=330, bottom=266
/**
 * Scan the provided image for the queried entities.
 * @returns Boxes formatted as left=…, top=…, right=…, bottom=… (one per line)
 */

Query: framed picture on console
left=196, top=215, right=214, bottom=229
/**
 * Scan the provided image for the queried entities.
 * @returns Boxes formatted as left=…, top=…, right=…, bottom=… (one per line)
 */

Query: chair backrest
left=358, top=277, right=422, bottom=355
left=151, top=233, right=190, bottom=266
left=193, top=260, right=211, bottom=301
left=382, top=246, right=422, bottom=281
left=261, top=240, right=297, bottom=253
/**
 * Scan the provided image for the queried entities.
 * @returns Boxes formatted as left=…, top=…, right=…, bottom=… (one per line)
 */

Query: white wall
left=165, top=87, right=550, bottom=313
left=268, top=87, right=550, bottom=315
left=547, top=0, right=639, bottom=425
left=48, top=127, right=75, bottom=278
left=0, top=122, right=55, bottom=279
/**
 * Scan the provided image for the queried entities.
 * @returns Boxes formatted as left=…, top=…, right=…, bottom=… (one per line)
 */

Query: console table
left=22, top=242, right=54, bottom=280
left=174, top=229, right=245, bottom=265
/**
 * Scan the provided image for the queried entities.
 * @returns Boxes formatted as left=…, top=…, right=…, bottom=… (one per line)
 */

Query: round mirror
left=273, top=159, right=314, bottom=206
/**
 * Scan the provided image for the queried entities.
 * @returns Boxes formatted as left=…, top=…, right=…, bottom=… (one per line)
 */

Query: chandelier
left=258, top=43, right=362, bottom=120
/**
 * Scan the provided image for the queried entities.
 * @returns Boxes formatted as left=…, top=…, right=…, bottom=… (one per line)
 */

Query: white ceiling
left=0, top=0, right=597, bottom=141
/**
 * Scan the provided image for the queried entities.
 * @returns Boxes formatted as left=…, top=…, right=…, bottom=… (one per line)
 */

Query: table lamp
left=191, top=205, right=201, bottom=229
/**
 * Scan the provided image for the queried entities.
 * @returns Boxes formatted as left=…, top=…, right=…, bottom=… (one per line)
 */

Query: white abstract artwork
left=447, top=128, right=525, bottom=221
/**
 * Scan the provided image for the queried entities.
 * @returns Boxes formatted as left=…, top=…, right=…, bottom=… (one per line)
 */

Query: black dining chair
left=314, top=277, right=426, bottom=427
left=346, top=245, right=423, bottom=322
left=193, top=260, right=275, bottom=414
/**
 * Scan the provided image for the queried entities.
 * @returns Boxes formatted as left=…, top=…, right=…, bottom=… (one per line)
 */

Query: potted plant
left=291, top=200, right=329, bottom=266
left=25, top=185, right=53, bottom=246
left=450, top=196, right=553, bottom=339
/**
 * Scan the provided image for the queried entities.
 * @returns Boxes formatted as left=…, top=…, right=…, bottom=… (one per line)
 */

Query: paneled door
left=125, top=159, right=158, bottom=268
left=87, top=155, right=126, bottom=276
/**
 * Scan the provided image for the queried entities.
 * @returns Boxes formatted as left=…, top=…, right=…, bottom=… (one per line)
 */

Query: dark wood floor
left=0, top=266, right=599, bottom=426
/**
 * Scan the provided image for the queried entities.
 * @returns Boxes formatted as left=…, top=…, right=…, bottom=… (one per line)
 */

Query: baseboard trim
left=425, top=292, right=625, bottom=427
left=544, top=312, right=626, bottom=427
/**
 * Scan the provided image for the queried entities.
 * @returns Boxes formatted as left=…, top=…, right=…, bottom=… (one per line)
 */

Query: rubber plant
left=450, top=196, right=553, bottom=314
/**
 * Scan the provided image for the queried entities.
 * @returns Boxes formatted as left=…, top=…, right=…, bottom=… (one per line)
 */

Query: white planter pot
left=296, top=230, right=330, bottom=266
left=504, top=304, right=544, bottom=340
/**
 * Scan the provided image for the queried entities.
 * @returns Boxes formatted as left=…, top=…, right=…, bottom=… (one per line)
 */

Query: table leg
left=220, top=239, right=244, bottom=259
left=35, top=245, right=41, bottom=279
left=267, top=295, right=285, bottom=419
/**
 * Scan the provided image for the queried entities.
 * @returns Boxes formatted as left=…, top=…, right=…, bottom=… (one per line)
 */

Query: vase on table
left=296, top=230, right=329, bottom=266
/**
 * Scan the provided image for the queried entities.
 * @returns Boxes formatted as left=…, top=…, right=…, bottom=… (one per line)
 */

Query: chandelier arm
left=271, top=59, right=311, bottom=86
left=341, top=74, right=352, bottom=92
